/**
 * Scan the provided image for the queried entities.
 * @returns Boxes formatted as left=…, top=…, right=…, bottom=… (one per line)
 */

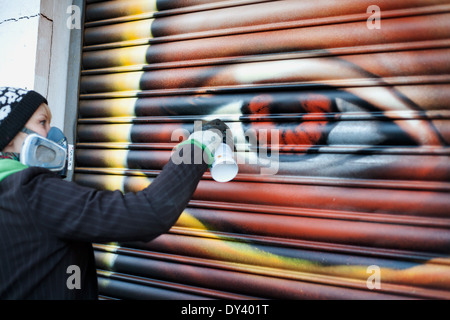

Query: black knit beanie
left=0, top=87, right=48, bottom=151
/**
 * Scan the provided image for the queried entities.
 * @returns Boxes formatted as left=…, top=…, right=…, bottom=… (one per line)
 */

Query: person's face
left=2, top=103, right=52, bottom=153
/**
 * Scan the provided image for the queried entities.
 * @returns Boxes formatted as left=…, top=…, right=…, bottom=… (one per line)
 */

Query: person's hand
left=202, top=119, right=228, bottom=139
left=202, top=119, right=234, bottom=150
left=176, top=119, right=234, bottom=166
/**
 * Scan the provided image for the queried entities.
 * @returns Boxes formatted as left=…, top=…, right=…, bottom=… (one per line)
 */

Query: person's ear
left=2, top=139, right=15, bottom=152
left=2, top=132, right=25, bottom=153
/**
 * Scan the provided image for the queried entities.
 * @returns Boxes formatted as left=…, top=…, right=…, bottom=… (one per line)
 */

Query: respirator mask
left=20, top=127, right=68, bottom=177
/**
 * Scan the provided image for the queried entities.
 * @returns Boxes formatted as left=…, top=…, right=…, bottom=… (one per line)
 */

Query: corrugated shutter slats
left=76, top=0, right=450, bottom=299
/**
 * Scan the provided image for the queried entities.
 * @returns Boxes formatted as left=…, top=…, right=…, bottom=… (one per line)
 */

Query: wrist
left=177, top=138, right=214, bottom=166
left=188, top=130, right=222, bottom=152
left=177, top=130, right=221, bottom=166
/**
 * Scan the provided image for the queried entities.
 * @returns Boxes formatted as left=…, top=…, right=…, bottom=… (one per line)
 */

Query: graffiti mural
left=75, top=0, right=450, bottom=299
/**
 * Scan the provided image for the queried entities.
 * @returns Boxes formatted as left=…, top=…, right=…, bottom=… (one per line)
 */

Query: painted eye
left=76, top=1, right=450, bottom=301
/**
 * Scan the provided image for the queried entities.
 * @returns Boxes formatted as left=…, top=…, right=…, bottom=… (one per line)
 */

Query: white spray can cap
left=210, top=143, right=238, bottom=183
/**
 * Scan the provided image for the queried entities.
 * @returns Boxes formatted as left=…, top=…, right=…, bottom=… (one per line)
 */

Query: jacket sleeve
left=19, top=144, right=209, bottom=242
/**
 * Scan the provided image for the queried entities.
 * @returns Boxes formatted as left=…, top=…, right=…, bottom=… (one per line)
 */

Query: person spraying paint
left=0, top=87, right=235, bottom=299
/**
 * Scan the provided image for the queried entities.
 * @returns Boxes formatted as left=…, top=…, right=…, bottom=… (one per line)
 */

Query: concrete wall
left=0, top=0, right=42, bottom=90
left=0, top=0, right=76, bottom=130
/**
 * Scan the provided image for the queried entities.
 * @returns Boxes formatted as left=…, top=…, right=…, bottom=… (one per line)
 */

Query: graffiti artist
left=0, top=87, right=232, bottom=299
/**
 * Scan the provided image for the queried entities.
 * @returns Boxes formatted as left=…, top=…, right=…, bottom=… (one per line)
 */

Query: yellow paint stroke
left=93, top=175, right=450, bottom=293
left=116, top=45, right=150, bottom=67
left=98, top=175, right=127, bottom=192
left=121, top=19, right=154, bottom=42
left=101, top=124, right=134, bottom=143
left=175, top=212, right=450, bottom=291
left=106, top=98, right=138, bottom=118
left=127, top=0, right=158, bottom=16
left=94, top=150, right=129, bottom=168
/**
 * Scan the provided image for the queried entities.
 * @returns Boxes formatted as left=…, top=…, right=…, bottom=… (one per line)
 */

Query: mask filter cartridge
left=20, top=127, right=68, bottom=174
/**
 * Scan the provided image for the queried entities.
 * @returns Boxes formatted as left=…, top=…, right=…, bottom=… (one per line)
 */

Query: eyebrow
left=37, top=109, right=51, bottom=119
left=36, top=112, right=49, bottom=119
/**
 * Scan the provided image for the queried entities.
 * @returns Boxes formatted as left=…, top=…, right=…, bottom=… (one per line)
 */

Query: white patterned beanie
left=0, top=87, right=47, bottom=151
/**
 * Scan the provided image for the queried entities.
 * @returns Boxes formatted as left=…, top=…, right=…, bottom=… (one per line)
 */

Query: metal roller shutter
left=75, top=0, right=450, bottom=300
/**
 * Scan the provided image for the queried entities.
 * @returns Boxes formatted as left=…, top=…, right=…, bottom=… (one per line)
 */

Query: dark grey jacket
left=0, top=144, right=208, bottom=299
